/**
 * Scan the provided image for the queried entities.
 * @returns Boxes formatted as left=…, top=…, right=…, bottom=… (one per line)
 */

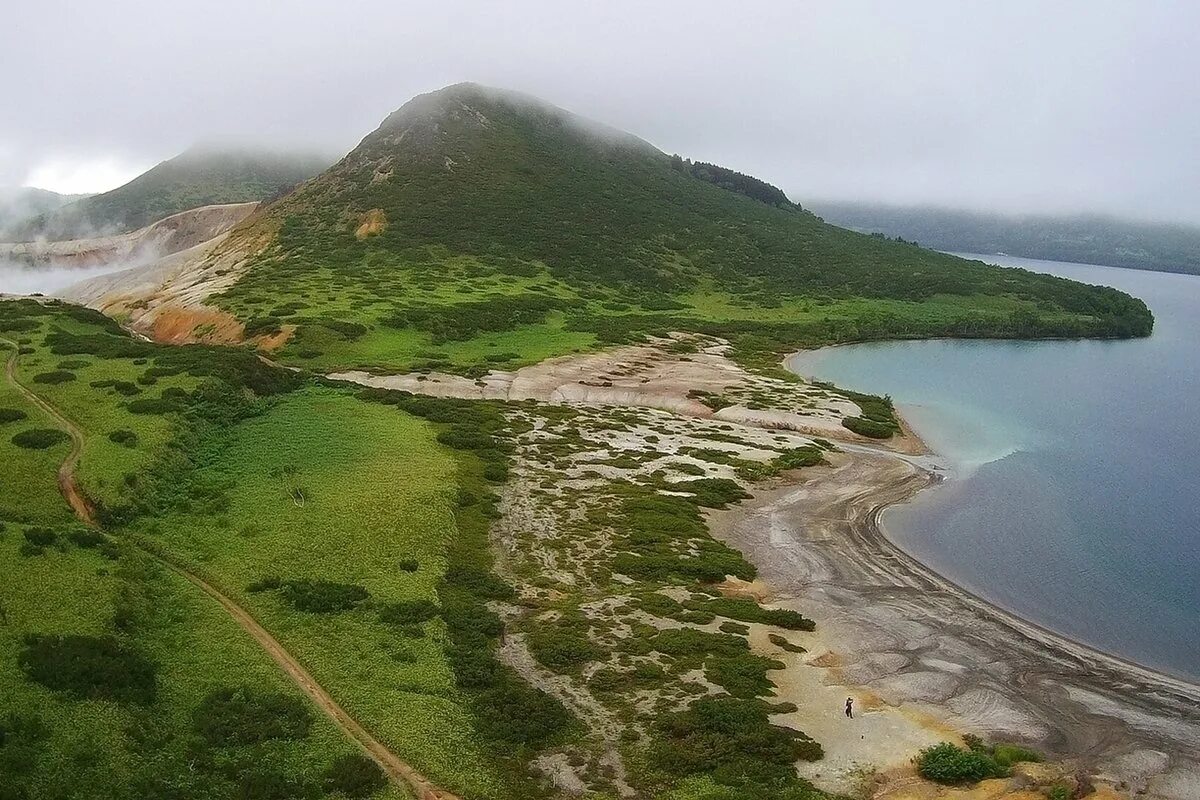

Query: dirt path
left=3, top=339, right=95, bottom=525
left=0, top=338, right=456, bottom=800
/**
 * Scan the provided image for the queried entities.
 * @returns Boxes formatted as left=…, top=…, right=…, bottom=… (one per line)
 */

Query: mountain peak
left=365, top=82, right=660, bottom=160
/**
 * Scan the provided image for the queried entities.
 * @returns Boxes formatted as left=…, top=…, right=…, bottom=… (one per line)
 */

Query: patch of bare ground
left=0, top=202, right=257, bottom=268
left=332, top=333, right=906, bottom=447
left=56, top=206, right=278, bottom=344
left=355, top=208, right=388, bottom=239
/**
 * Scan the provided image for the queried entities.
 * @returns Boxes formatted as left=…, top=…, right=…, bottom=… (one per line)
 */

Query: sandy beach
left=709, top=447, right=1200, bottom=798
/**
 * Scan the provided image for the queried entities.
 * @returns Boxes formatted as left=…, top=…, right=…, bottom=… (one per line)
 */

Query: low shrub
left=323, top=754, right=387, bottom=798
left=0, top=408, right=27, bottom=424
left=193, top=686, right=314, bottom=745
left=842, top=416, right=895, bottom=439
left=19, top=634, right=156, bottom=704
left=23, top=528, right=57, bottom=547
left=527, top=624, right=603, bottom=673
left=705, top=653, right=784, bottom=698
left=32, top=370, right=75, bottom=384
left=993, top=743, right=1042, bottom=768
left=916, top=742, right=1004, bottom=784
left=688, top=596, right=815, bottom=631
left=768, top=633, right=806, bottom=654
left=378, top=599, right=439, bottom=626
left=11, top=428, right=70, bottom=449
left=108, top=429, right=139, bottom=448
left=280, top=580, right=369, bottom=613
left=396, top=558, right=420, bottom=572
left=66, top=529, right=106, bottom=549
left=126, top=398, right=182, bottom=415
left=234, top=769, right=318, bottom=800
left=652, top=696, right=823, bottom=787
left=243, top=316, right=283, bottom=337
left=671, top=478, right=752, bottom=508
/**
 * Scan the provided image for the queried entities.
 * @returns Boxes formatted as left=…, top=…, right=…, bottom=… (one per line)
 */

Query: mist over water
left=790, top=255, right=1200, bottom=681
left=0, top=261, right=128, bottom=295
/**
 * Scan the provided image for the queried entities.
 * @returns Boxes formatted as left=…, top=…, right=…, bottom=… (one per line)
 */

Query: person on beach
left=845, top=697, right=854, bottom=718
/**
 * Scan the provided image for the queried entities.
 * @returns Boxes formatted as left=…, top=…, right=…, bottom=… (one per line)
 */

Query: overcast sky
left=3, top=1, right=1197, bottom=222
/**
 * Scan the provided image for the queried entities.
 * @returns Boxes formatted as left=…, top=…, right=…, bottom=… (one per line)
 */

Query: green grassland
left=0, top=351, right=71, bottom=526
left=8, top=317, right=199, bottom=511
left=126, top=387, right=508, bottom=797
left=0, top=303, right=404, bottom=800
left=208, top=84, right=1151, bottom=377
left=1, top=299, right=573, bottom=800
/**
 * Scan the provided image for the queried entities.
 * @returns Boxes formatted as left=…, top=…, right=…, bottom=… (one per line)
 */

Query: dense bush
left=611, top=492, right=756, bottom=583
left=671, top=478, right=751, bottom=508
left=31, top=370, right=75, bottom=384
left=0, top=712, right=49, bottom=782
left=705, top=653, right=784, bottom=698
left=652, top=696, right=822, bottom=787
left=0, top=408, right=27, bottom=424
left=687, top=596, right=815, bottom=631
left=915, top=742, right=1004, bottom=784
left=377, top=599, right=439, bottom=626
left=19, top=634, right=156, bottom=704
left=11, top=428, right=70, bottom=449
left=323, top=754, right=387, bottom=798
left=527, top=623, right=603, bottom=673
left=842, top=416, right=895, bottom=439
left=66, top=529, right=107, bottom=549
left=233, top=769, right=319, bottom=800
left=108, top=429, right=139, bottom=447
left=280, top=579, right=369, bottom=613
left=473, top=673, right=573, bottom=749
left=193, top=686, right=314, bottom=745
left=22, top=528, right=57, bottom=547
left=243, top=316, right=284, bottom=337
left=383, top=295, right=576, bottom=343
left=126, top=397, right=183, bottom=415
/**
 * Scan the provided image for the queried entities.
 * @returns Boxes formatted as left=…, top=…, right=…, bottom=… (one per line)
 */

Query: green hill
left=18, top=147, right=330, bottom=240
left=810, top=201, right=1200, bottom=276
left=213, top=83, right=1152, bottom=375
left=0, top=187, right=90, bottom=239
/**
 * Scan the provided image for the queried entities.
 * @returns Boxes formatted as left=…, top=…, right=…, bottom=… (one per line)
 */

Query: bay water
left=788, top=254, right=1200, bottom=681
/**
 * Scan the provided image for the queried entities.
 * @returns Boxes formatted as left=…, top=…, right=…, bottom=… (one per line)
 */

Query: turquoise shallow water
left=788, top=254, right=1200, bottom=681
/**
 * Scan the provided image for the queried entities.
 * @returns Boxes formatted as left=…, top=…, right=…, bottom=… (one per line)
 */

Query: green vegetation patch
left=192, top=686, right=314, bottom=745
left=10, top=428, right=70, bottom=450
left=18, top=634, right=157, bottom=704
left=279, top=579, right=370, bottom=613
left=650, top=697, right=822, bottom=790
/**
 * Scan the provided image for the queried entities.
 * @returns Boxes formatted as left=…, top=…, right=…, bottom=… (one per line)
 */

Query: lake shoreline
left=709, top=418, right=1200, bottom=798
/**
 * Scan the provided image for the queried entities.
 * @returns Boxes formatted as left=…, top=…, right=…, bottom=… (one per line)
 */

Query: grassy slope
left=210, top=84, right=1151, bottom=376
left=0, top=312, right=394, bottom=800
left=19, top=147, right=329, bottom=239
left=2, top=300, right=531, bottom=799
left=130, top=387, right=504, bottom=797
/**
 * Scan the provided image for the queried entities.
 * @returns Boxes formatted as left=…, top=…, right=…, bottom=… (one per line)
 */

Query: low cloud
left=2, top=1, right=1197, bottom=223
